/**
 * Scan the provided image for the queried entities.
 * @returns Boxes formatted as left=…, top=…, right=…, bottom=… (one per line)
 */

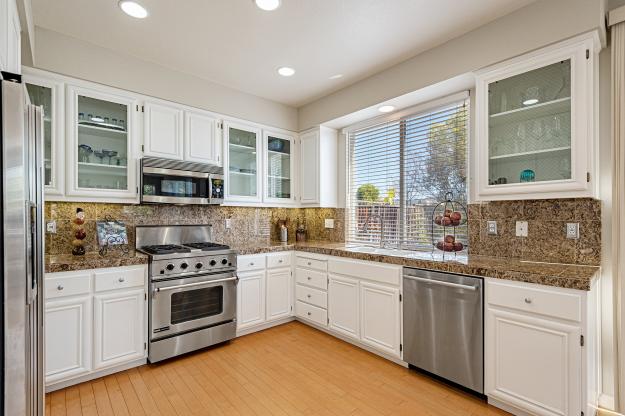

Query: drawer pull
left=57, top=285, right=64, bottom=291
left=307, top=294, right=311, bottom=298
left=524, top=298, right=532, bottom=304
left=250, top=262, right=255, bottom=266
left=307, top=312, right=311, bottom=316
left=307, top=261, right=312, bottom=266
left=118, top=277, right=125, bottom=283
left=307, top=276, right=312, bottom=280
left=278, top=259, right=283, bottom=263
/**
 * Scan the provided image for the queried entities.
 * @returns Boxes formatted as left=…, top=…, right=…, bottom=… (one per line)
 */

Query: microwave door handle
left=153, top=276, right=238, bottom=295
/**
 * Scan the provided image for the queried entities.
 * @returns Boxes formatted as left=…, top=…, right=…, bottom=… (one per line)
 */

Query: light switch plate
left=325, top=218, right=335, bottom=229
left=46, top=220, right=57, bottom=234
left=515, top=221, right=528, bottom=237
left=225, top=218, right=232, bottom=229
left=566, top=223, right=579, bottom=239
left=487, top=221, right=497, bottom=235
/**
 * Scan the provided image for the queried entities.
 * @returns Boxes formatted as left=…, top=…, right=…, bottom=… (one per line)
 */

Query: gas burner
left=183, top=242, right=230, bottom=251
left=140, top=244, right=191, bottom=255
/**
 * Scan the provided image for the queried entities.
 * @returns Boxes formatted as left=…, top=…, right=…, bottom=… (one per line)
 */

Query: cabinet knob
left=250, top=262, right=254, bottom=266
left=118, top=277, right=125, bottom=283
left=307, top=312, right=311, bottom=316
left=307, top=262, right=312, bottom=266
left=278, top=259, right=283, bottom=263
left=307, top=276, right=312, bottom=280
left=57, top=285, right=64, bottom=291
left=307, top=294, right=311, bottom=298
left=524, top=298, right=532, bottom=304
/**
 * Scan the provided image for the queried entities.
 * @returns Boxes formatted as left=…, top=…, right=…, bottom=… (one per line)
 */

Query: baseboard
left=598, top=393, right=616, bottom=412
left=295, top=317, right=408, bottom=368
left=45, top=357, right=147, bottom=392
left=487, top=397, right=534, bottom=416
left=236, top=316, right=295, bottom=337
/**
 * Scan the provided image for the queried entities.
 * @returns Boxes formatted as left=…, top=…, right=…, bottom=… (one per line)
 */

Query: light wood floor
left=46, top=321, right=510, bottom=416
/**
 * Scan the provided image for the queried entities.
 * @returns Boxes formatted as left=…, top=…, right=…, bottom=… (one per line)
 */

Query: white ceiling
left=32, top=0, right=536, bottom=107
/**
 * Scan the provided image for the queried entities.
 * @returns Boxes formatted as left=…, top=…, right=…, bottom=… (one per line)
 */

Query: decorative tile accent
left=468, top=198, right=601, bottom=265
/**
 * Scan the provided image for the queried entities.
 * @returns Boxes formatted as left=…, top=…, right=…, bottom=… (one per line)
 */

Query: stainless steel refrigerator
left=1, top=71, right=44, bottom=416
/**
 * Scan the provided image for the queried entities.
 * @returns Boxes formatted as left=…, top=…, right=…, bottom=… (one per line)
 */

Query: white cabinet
left=294, top=253, right=329, bottom=327
left=360, top=282, right=400, bottom=357
left=328, top=274, right=359, bottom=339
left=66, top=84, right=139, bottom=201
left=266, top=268, right=292, bottom=322
left=475, top=32, right=599, bottom=201
left=143, top=100, right=184, bottom=160
left=45, top=296, right=92, bottom=384
left=299, top=126, right=337, bottom=207
left=93, top=288, right=145, bottom=370
left=237, top=270, right=266, bottom=330
left=184, top=109, right=221, bottom=165
left=224, top=121, right=262, bottom=203
left=264, top=130, right=297, bottom=205
left=485, top=279, right=588, bottom=416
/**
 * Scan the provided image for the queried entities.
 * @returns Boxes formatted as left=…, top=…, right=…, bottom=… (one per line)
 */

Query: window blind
left=346, top=98, right=469, bottom=250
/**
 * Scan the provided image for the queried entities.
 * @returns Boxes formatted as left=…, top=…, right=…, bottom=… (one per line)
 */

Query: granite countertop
left=45, top=251, right=148, bottom=273
left=231, top=241, right=600, bottom=291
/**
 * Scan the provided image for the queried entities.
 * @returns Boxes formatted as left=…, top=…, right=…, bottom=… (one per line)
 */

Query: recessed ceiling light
left=329, top=74, right=343, bottom=80
left=522, top=98, right=539, bottom=106
left=118, top=1, right=148, bottom=18
left=277, top=67, right=295, bottom=77
left=378, top=105, right=395, bottom=113
left=255, top=0, right=281, bottom=11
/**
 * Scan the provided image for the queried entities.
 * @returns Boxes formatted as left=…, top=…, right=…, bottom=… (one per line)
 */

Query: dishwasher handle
left=404, top=274, right=478, bottom=291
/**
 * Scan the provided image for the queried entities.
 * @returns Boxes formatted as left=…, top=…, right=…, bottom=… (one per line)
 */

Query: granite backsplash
left=467, top=198, right=601, bottom=266
left=44, top=202, right=345, bottom=256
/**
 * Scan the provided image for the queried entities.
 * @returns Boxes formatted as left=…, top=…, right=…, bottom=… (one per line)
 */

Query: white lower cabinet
left=45, top=295, right=92, bottom=383
left=360, top=282, right=401, bottom=357
left=485, top=279, right=589, bottom=416
left=328, top=274, right=359, bottom=339
left=44, top=265, right=147, bottom=389
left=237, top=270, right=266, bottom=330
left=266, top=268, right=292, bottom=322
left=93, top=288, right=145, bottom=370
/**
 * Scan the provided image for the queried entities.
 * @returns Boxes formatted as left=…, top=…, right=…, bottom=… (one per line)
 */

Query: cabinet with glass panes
left=475, top=33, right=598, bottom=200
left=264, top=131, right=295, bottom=204
left=225, top=122, right=262, bottom=202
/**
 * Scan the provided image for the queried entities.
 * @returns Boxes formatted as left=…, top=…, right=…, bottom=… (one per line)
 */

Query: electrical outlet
left=515, top=221, right=528, bottom=237
left=225, top=218, right=232, bottom=229
left=46, top=220, right=57, bottom=234
left=566, top=223, right=580, bottom=239
left=324, top=218, right=334, bottom=229
left=487, top=221, right=497, bottom=235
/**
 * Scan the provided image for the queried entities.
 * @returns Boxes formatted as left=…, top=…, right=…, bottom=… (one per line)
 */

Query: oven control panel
left=151, top=253, right=237, bottom=280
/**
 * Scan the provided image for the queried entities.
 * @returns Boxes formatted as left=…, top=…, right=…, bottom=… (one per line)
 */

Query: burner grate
left=183, top=242, right=230, bottom=251
left=141, top=244, right=192, bottom=255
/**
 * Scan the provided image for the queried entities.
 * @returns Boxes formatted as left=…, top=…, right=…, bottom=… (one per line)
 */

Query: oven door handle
left=153, top=276, right=238, bottom=294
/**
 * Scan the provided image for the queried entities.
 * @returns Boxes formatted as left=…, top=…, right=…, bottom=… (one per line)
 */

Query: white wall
left=300, top=0, right=604, bottom=130
left=32, top=27, right=298, bottom=132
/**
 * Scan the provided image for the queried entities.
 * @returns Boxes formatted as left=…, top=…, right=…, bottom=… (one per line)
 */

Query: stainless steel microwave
left=140, top=157, right=224, bottom=205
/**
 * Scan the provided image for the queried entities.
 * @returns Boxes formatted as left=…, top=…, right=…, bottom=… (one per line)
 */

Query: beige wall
left=299, top=0, right=604, bottom=130
left=32, top=27, right=298, bottom=131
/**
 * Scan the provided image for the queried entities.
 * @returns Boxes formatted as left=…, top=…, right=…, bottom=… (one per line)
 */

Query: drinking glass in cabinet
left=228, top=127, right=258, bottom=197
left=25, top=83, right=53, bottom=186
left=76, top=95, right=129, bottom=191
left=488, top=60, right=572, bottom=186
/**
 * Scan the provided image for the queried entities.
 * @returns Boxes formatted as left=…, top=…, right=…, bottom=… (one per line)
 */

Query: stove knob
left=166, top=263, right=175, bottom=271
left=195, top=262, right=203, bottom=269
left=221, top=258, right=228, bottom=265
left=180, top=262, right=189, bottom=270
left=209, top=260, right=217, bottom=266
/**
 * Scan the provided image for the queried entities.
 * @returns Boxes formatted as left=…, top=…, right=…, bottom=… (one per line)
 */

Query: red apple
left=444, top=209, right=452, bottom=217
left=445, top=235, right=455, bottom=243
left=436, top=241, right=444, bottom=250
left=451, top=219, right=460, bottom=226
left=450, top=211, right=462, bottom=221
left=441, top=217, right=452, bottom=226
left=443, top=242, right=454, bottom=252
left=453, top=242, right=464, bottom=251
left=434, top=215, right=443, bottom=225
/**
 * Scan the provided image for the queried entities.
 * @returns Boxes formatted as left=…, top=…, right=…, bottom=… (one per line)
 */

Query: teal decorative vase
left=520, top=169, right=535, bottom=182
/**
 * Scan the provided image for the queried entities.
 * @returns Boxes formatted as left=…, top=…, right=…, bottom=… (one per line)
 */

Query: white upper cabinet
left=224, top=121, right=262, bottom=203
left=23, top=70, right=65, bottom=197
left=475, top=32, right=599, bottom=201
left=66, top=84, right=139, bottom=201
left=143, top=100, right=184, bottom=160
left=184, top=109, right=221, bottom=165
left=300, top=126, right=338, bottom=207
left=264, top=130, right=296, bottom=205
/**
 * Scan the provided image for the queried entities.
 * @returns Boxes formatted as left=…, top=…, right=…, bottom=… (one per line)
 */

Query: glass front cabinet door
left=475, top=33, right=598, bottom=200
left=66, top=85, right=138, bottom=200
left=264, top=131, right=296, bottom=204
left=224, top=121, right=262, bottom=202
left=24, top=73, right=64, bottom=196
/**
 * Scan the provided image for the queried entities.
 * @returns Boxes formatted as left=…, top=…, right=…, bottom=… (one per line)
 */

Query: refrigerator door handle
left=25, top=200, right=38, bottom=304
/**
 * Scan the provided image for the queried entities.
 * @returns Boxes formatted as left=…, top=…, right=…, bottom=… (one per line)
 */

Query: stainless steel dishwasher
left=403, top=268, right=483, bottom=394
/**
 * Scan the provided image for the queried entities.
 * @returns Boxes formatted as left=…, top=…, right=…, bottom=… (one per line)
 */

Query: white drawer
left=94, top=267, right=145, bottom=292
left=328, top=257, right=401, bottom=286
left=296, top=300, right=327, bottom=326
left=487, top=280, right=582, bottom=323
left=296, top=256, right=327, bottom=272
left=45, top=272, right=91, bottom=300
left=267, top=252, right=291, bottom=269
left=237, top=254, right=266, bottom=272
left=296, top=284, right=327, bottom=309
left=295, top=267, right=327, bottom=290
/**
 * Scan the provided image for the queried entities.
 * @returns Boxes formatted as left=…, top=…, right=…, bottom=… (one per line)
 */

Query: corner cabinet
left=475, top=32, right=599, bottom=201
left=224, top=121, right=262, bottom=203
left=66, top=84, right=139, bottom=201
left=299, top=126, right=338, bottom=207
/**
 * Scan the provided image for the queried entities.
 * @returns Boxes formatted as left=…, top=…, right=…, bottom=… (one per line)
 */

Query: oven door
left=150, top=273, right=237, bottom=340
left=142, top=166, right=210, bottom=205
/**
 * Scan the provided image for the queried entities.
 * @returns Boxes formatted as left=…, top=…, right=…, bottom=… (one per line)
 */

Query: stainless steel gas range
left=136, top=225, right=237, bottom=363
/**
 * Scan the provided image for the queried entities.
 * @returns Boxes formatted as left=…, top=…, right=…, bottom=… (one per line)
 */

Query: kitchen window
left=346, top=94, right=469, bottom=250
